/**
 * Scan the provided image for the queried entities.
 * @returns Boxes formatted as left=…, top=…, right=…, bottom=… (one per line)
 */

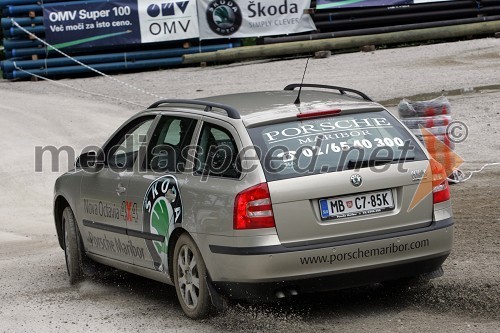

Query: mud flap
left=422, top=265, right=444, bottom=280
left=206, top=274, right=227, bottom=312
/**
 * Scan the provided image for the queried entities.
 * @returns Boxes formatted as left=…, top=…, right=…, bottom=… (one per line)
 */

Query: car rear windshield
left=247, top=110, right=427, bottom=182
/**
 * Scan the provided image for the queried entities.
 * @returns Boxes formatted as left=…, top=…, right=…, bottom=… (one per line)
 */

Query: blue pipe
left=2, top=43, right=235, bottom=72
left=4, top=25, right=44, bottom=37
left=1, top=17, right=43, bottom=28
left=5, top=56, right=184, bottom=79
left=6, top=47, right=49, bottom=58
left=0, top=0, right=67, bottom=9
left=3, top=38, right=43, bottom=50
left=4, top=4, right=41, bottom=15
left=6, top=41, right=239, bottom=59
left=5, top=0, right=113, bottom=15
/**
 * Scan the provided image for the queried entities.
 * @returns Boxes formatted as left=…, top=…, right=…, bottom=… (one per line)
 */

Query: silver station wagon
left=54, top=84, right=453, bottom=319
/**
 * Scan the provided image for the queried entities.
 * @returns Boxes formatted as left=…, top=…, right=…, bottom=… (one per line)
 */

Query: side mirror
left=76, top=151, right=103, bottom=171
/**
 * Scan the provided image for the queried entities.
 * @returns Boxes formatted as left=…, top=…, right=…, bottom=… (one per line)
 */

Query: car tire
left=62, top=206, right=84, bottom=284
left=173, top=233, right=212, bottom=319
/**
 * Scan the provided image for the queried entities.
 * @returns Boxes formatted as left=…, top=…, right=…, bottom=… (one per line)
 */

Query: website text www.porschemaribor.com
left=299, top=239, right=430, bottom=265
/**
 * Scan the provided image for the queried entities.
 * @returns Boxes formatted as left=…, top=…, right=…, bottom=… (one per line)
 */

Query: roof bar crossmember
left=284, top=84, right=373, bottom=102
left=148, top=99, right=241, bottom=119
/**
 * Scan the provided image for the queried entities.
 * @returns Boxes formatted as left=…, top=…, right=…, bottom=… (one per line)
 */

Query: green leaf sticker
left=151, top=198, right=169, bottom=255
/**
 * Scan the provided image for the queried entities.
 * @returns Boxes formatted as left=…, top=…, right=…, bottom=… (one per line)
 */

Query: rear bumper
left=203, top=218, right=453, bottom=299
left=210, top=218, right=453, bottom=256
left=213, top=254, right=448, bottom=300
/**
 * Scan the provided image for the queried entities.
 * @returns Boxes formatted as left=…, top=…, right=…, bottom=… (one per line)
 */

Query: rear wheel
left=62, top=206, right=84, bottom=284
left=173, top=234, right=212, bottom=319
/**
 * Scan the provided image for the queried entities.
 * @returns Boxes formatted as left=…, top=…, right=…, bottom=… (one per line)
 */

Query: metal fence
left=1, top=0, right=499, bottom=80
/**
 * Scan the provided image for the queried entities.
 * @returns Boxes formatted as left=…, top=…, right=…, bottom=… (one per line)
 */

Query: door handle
left=116, top=184, right=127, bottom=195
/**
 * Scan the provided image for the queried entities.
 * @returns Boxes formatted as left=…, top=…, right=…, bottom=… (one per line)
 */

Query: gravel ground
left=0, top=38, right=499, bottom=332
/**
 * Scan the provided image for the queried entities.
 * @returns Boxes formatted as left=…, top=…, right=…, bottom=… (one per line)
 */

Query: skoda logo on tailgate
left=350, top=174, right=363, bottom=187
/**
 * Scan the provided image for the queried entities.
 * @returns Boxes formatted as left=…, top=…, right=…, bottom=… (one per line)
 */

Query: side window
left=147, top=116, right=197, bottom=173
left=163, top=119, right=182, bottom=145
left=195, top=123, right=241, bottom=179
left=107, top=117, right=155, bottom=170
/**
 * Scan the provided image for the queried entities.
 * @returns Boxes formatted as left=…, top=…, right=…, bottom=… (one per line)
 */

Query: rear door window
left=247, top=110, right=426, bottom=181
left=146, top=116, right=197, bottom=173
left=194, top=123, right=241, bottom=179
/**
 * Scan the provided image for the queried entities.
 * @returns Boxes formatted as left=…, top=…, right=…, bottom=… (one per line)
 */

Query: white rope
left=9, top=20, right=499, bottom=185
left=448, top=163, right=500, bottom=183
left=10, top=18, right=164, bottom=100
left=13, top=64, right=147, bottom=108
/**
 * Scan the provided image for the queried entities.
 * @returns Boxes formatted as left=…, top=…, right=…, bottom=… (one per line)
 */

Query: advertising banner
left=316, top=0, right=453, bottom=9
left=138, top=0, right=199, bottom=43
left=198, top=0, right=316, bottom=40
left=43, top=0, right=199, bottom=49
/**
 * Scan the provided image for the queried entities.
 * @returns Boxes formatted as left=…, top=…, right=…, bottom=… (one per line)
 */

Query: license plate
left=319, top=189, right=394, bottom=220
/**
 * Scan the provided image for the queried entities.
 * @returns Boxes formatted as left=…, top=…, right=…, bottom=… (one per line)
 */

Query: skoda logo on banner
left=206, top=0, right=242, bottom=36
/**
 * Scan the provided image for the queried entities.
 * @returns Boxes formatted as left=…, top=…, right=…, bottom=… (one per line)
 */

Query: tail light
left=430, top=159, right=451, bottom=204
left=234, top=183, right=275, bottom=230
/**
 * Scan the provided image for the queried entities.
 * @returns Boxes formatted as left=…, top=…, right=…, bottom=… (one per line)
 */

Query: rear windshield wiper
left=346, top=157, right=415, bottom=169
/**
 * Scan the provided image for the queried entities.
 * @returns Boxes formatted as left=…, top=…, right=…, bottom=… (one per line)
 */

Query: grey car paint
left=54, top=89, right=453, bottom=299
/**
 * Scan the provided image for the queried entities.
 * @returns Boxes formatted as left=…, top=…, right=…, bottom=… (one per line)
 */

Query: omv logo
left=147, top=1, right=190, bottom=18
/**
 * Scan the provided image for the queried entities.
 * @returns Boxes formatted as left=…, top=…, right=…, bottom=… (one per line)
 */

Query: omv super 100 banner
left=198, top=0, right=315, bottom=40
left=316, top=0, right=453, bottom=9
left=42, top=0, right=199, bottom=49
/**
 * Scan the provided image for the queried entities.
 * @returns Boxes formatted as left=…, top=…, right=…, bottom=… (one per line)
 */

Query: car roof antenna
left=294, top=57, right=310, bottom=106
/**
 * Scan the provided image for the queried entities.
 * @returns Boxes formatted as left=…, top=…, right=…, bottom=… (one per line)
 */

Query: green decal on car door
left=151, top=198, right=170, bottom=255
left=143, top=175, right=183, bottom=271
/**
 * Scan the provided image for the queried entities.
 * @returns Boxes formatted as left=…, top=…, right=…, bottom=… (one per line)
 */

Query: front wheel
left=62, top=206, right=84, bottom=284
left=173, top=234, right=212, bottom=319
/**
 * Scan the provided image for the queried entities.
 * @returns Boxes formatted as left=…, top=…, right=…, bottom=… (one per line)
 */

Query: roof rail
left=284, top=84, right=373, bottom=102
left=148, top=99, right=241, bottom=119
